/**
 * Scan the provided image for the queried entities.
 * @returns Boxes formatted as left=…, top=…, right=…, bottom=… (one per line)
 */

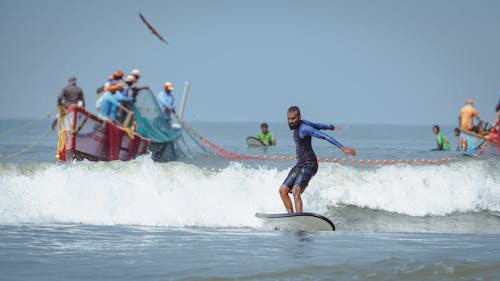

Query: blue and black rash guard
left=294, top=120, right=343, bottom=164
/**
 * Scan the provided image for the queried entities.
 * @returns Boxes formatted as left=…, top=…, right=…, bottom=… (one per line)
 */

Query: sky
left=0, top=0, right=499, bottom=125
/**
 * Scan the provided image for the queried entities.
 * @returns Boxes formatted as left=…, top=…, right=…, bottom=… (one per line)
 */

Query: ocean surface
left=1, top=119, right=500, bottom=280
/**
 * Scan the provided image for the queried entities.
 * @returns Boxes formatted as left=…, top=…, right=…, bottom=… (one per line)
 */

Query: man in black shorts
left=279, top=106, right=356, bottom=213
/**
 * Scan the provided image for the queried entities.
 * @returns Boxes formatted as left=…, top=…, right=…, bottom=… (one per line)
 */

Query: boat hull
left=57, top=105, right=151, bottom=162
left=460, top=130, right=500, bottom=157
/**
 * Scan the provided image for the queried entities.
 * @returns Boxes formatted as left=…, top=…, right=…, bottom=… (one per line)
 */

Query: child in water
left=432, top=125, right=450, bottom=151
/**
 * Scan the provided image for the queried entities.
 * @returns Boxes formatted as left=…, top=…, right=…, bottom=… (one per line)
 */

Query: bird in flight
left=139, top=13, right=168, bottom=44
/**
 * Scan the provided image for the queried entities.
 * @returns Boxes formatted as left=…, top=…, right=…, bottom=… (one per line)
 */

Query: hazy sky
left=0, top=0, right=499, bottom=125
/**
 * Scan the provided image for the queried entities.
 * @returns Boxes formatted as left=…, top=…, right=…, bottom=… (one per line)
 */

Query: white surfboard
left=255, top=212, right=335, bottom=231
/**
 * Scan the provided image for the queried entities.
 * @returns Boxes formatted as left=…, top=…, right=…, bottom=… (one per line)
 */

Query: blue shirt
left=158, top=91, right=175, bottom=120
left=99, top=92, right=121, bottom=121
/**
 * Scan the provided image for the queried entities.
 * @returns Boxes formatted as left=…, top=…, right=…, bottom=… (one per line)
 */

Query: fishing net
left=131, top=89, right=212, bottom=161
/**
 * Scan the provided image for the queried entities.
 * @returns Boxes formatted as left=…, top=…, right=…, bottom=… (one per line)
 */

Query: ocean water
left=1, top=119, right=500, bottom=280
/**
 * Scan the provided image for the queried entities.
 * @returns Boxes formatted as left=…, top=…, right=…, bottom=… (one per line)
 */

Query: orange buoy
left=473, top=154, right=478, bottom=158
left=351, top=159, right=355, bottom=163
left=272, top=155, right=277, bottom=160
left=448, top=157, right=453, bottom=161
left=366, top=160, right=371, bottom=165
left=389, top=160, right=394, bottom=164
left=359, top=159, right=363, bottom=164
left=428, top=159, right=433, bottom=164
left=434, top=159, right=439, bottom=164
left=262, top=155, right=268, bottom=160
left=333, top=158, right=338, bottom=163
left=414, top=159, right=418, bottom=164
left=289, top=156, right=294, bottom=161
left=236, top=153, right=241, bottom=158
left=281, top=155, right=286, bottom=160
left=376, top=160, right=381, bottom=165
left=324, top=157, right=329, bottom=162
left=317, top=157, right=321, bottom=162
left=421, top=159, right=425, bottom=164
left=341, top=158, right=346, bottom=163
left=479, top=149, right=483, bottom=154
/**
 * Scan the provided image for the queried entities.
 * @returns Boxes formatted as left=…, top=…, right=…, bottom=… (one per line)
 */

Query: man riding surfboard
left=279, top=106, right=356, bottom=213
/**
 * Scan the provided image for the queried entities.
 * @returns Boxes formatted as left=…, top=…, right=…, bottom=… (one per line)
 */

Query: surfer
left=279, top=106, right=356, bottom=213
left=256, top=123, right=276, bottom=146
left=432, top=125, right=450, bottom=151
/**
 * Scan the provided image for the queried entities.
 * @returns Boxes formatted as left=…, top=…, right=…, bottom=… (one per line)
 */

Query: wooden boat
left=56, top=105, right=150, bottom=162
left=460, top=130, right=500, bottom=157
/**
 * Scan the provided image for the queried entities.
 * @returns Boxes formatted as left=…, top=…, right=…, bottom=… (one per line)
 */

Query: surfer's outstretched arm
left=301, top=123, right=356, bottom=156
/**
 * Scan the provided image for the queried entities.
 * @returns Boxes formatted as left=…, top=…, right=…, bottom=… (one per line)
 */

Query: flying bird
left=139, top=13, right=168, bottom=44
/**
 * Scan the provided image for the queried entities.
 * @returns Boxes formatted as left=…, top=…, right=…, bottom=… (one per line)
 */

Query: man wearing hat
left=57, top=76, right=85, bottom=109
left=459, top=99, right=481, bottom=133
left=158, top=82, right=176, bottom=123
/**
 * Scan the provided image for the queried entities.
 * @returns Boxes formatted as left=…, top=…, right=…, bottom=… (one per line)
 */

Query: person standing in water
left=256, top=123, right=276, bottom=146
left=432, top=125, right=450, bottom=151
left=279, top=106, right=356, bottom=213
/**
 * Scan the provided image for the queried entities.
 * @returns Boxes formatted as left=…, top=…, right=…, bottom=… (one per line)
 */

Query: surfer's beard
left=288, top=121, right=300, bottom=130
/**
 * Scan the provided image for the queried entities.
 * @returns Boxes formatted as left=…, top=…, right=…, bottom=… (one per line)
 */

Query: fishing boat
left=459, top=130, right=500, bottom=157
left=56, top=104, right=151, bottom=162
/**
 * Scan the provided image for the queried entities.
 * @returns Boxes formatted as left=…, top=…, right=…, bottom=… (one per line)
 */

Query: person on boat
left=96, top=86, right=105, bottom=112
left=496, top=91, right=500, bottom=112
left=454, top=128, right=461, bottom=151
left=256, top=123, right=276, bottom=146
left=459, top=99, right=481, bottom=133
left=124, top=74, right=149, bottom=100
left=113, top=70, right=125, bottom=84
left=57, top=76, right=85, bottom=109
left=99, top=84, right=134, bottom=124
left=279, top=106, right=356, bottom=213
left=432, top=125, right=450, bottom=151
left=52, top=76, right=86, bottom=129
left=158, top=82, right=176, bottom=123
left=131, top=69, right=142, bottom=82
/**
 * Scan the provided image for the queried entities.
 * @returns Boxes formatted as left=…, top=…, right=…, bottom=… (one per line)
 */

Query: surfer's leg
left=279, top=185, right=294, bottom=213
left=291, top=186, right=303, bottom=213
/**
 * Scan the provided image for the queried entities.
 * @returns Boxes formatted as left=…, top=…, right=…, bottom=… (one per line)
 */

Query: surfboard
left=246, top=136, right=265, bottom=147
left=255, top=212, right=335, bottom=231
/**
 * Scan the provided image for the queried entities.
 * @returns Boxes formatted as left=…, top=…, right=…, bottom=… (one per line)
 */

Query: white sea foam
left=0, top=158, right=499, bottom=227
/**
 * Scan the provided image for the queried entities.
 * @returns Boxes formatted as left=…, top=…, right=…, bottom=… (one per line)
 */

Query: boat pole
left=179, top=81, right=190, bottom=120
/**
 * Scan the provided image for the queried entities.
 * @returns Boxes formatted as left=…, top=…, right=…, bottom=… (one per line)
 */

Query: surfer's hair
left=433, top=125, right=440, bottom=132
left=261, top=123, right=268, bottom=128
left=287, top=106, right=301, bottom=115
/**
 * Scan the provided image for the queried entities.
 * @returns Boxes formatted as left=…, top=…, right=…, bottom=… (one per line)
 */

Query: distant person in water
left=454, top=127, right=461, bottom=151
left=279, top=106, right=356, bottom=213
left=256, top=123, right=275, bottom=146
left=158, top=82, right=176, bottom=123
left=459, top=99, right=481, bottom=133
left=432, top=125, right=450, bottom=151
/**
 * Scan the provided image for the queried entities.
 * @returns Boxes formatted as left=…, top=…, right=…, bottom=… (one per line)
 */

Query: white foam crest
left=313, top=160, right=500, bottom=216
left=0, top=159, right=499, bottom=227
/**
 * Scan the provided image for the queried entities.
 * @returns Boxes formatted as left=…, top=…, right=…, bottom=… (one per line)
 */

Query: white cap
left=131, top=69, right=141, bottom=77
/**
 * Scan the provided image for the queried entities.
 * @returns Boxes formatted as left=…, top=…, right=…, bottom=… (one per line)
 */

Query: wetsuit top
left=158, top=91, right=175, bottom=121
left=294, top=120, right=343, bottom=163
left=436, top=132, right=450, bottom=151
left=257, top=132, right=275, bottom=146
left=58, top=83, right=85, bottom=108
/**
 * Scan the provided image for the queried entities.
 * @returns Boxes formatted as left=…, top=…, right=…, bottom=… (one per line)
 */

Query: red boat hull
left=57, top=105, right=151, bottom=162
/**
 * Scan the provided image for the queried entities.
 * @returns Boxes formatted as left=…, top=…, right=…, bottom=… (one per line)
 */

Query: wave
left=0, top=157, right=499, bottom=227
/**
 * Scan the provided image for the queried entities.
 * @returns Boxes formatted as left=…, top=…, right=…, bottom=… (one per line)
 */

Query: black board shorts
left=283, top=161, right=318, bottom=193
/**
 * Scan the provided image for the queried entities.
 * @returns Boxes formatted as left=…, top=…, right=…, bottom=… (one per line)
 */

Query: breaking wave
left=0, top=157, right=499, bottom=227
